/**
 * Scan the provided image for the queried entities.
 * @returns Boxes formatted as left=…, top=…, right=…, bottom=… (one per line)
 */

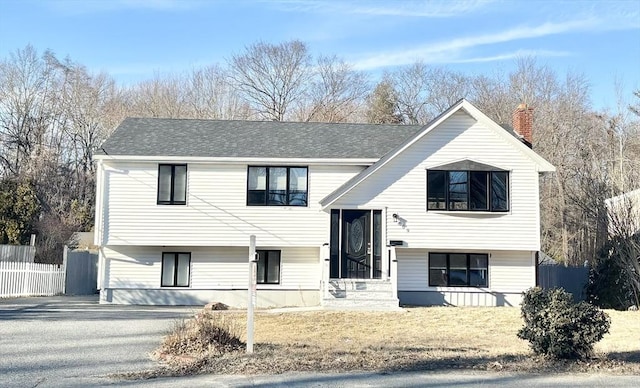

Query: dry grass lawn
left=148, top=307, right=640, bottom=377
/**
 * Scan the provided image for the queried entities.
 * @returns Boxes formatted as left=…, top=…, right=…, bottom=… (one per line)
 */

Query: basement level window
left=256, top=250, right=281, bottom=284
left=161, top=252, right=191, bottom=287
left=429, top=253, right=488, bottom=287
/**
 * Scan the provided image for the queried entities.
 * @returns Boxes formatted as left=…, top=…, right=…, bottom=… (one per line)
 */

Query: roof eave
left=92, top=154, right=379, bottom=166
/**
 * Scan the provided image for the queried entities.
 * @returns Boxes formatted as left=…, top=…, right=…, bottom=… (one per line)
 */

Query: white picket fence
left=0, top=261, right=66, bottom=297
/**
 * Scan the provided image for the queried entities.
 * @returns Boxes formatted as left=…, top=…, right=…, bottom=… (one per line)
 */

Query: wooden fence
left=0, top=244, right=36, bottom=263
left=537, top=264, right=590, bottom=301
left=65, top=250, right=98, bottom=295
left=0, top=261, right=66, bottom=297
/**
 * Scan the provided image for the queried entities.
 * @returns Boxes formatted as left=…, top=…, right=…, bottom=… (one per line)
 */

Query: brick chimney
left=513, top=103, right=533, bottom=147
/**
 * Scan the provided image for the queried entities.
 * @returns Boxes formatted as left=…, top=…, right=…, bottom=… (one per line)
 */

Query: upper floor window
left=427, top=170, right=508, bottom=212
left=158, top=164, right=187, bottom=205
left=247, top=166, right=308, bottom=206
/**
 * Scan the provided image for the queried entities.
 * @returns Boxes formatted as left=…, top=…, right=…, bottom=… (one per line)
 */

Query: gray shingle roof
left=99, top=118, right=424, bottom=159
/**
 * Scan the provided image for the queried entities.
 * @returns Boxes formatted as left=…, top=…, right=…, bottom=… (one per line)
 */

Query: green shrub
left=517, top=287, right=611, bottom=359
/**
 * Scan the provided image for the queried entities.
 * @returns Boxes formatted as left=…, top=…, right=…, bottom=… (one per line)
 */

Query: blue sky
left=1, top=0, right=639, bottom=110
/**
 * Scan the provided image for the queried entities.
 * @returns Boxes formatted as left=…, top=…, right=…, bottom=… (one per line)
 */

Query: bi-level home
left=93, top=99, right=555, bottom=309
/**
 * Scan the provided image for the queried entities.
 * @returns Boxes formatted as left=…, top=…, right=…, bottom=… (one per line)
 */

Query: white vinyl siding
left=102, top=246, right=320, bottom=290
left=396, top=249, right=428, bottom=290
left=396, top=248, right=534, bottom=292
left=489, top=250, right=536, bottom=293
left=333, top=111, right=542, bottom=251
left=101, top=164, right=362, bottom=246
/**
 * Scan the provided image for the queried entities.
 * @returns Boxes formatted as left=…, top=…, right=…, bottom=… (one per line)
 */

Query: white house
left=604, top=188, right=640, bottom=238
left=93, top=99, right=555, bottom=308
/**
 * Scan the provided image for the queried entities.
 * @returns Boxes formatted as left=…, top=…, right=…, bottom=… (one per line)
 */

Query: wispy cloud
left=46, top=0, right=204, bottom=15
left=350, top=17, right=635, bottom=70
left=449, top=50, right=572, bottom=64
left=267, top=0, right=494, bottom=18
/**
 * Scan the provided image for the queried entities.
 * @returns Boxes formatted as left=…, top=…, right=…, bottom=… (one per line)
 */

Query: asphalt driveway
left=0, top=296, right=195, bottom=388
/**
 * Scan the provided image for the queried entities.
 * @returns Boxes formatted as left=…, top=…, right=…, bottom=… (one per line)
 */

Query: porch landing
left=321, top=279, right=400, bottom=311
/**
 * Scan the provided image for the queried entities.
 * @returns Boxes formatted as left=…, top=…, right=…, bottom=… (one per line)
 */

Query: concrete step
left=322, top=278, right=398, bottom=310
left=328, top=279, right=393, bottom=292
left=327, top=289, right=395, bottom=299
left=322, top=297, right=400, bottom=311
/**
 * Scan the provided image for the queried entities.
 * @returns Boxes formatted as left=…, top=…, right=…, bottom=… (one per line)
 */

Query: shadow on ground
left=0, top=296, right=196, bottom=321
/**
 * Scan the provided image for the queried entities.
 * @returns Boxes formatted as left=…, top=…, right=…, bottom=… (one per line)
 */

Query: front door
left=341, top=210, right=370, bottom=278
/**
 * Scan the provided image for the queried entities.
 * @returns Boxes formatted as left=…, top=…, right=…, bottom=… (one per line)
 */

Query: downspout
left=94, top=159, right=104, bottom=294
left=384, top=206, right=389, bottom=279
left=535, top=251, right=540, bottom=287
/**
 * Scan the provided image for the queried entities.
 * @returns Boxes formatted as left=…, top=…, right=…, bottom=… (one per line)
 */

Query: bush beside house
left=518, top=287, right=611, bottom=359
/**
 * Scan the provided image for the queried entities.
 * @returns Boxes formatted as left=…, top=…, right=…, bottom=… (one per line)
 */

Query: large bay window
left=247, top=166, right=308, bottom=206
left=427, top=170, right=508, bottom=211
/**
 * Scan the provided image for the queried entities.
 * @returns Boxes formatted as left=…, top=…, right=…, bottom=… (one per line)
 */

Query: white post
left=247, top=235, right=257, bottom=354
left=23, top=262, right=32, bottom=296
left=383, top=207, right=389, bottom=280
left=390, top=247, right=398, bottom=299
left=62, top=245, right=68, bottom=295
left=321, top=244, right=330, bottom=300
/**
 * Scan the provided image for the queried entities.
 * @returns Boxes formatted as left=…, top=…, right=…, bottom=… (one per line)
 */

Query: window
left=427, top=170, right=509, bottom=211
left=256, top=250, right=281, bottom=284
left=428, top=253, right=488, bottom=287
left=247, top=166, right=307, bottom=206
left=158, top=164, right=187, bottom=205
left=161, top=252, right=191, bottom=287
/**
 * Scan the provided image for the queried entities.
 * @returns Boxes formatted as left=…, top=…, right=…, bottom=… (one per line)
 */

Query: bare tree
left=185, top=65, right=251, bottom=120
left=0, top=45, right=128, bottom=261
left=630, top=90, right=640, bottom=117
left=426, top=67, right=472, bottom=116
left=0, top=45, right=62, bottom=178
left=389, top=62, right=471, bottom=125
left=59, top=62, right=123, bottom=211
left=604, top=190, right=640, bottom=307
left=298, top=55, right=369, bottom=122
left=127, top=73, right=189, bottom=118
left=470, top=73, right=513, bottom=124
left=229, top=40, right=311, bottom=121
left=390, top=62, right=430, bottom=124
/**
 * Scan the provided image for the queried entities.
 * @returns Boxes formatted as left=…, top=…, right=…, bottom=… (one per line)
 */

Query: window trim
left=427, top=169, right=509, bottom=212
left=161, top=252, right=191, bottom=287
left=157, top=164, right=187, bottom=205
left=256, top=249, right=281, bottom=284
left=246, top=166, right=308, bottom=207
left=428, top=252, right=488, bottom=287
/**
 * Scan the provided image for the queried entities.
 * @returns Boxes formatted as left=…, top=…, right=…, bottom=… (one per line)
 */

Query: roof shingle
left=99, top=118, right=423, bottom=159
